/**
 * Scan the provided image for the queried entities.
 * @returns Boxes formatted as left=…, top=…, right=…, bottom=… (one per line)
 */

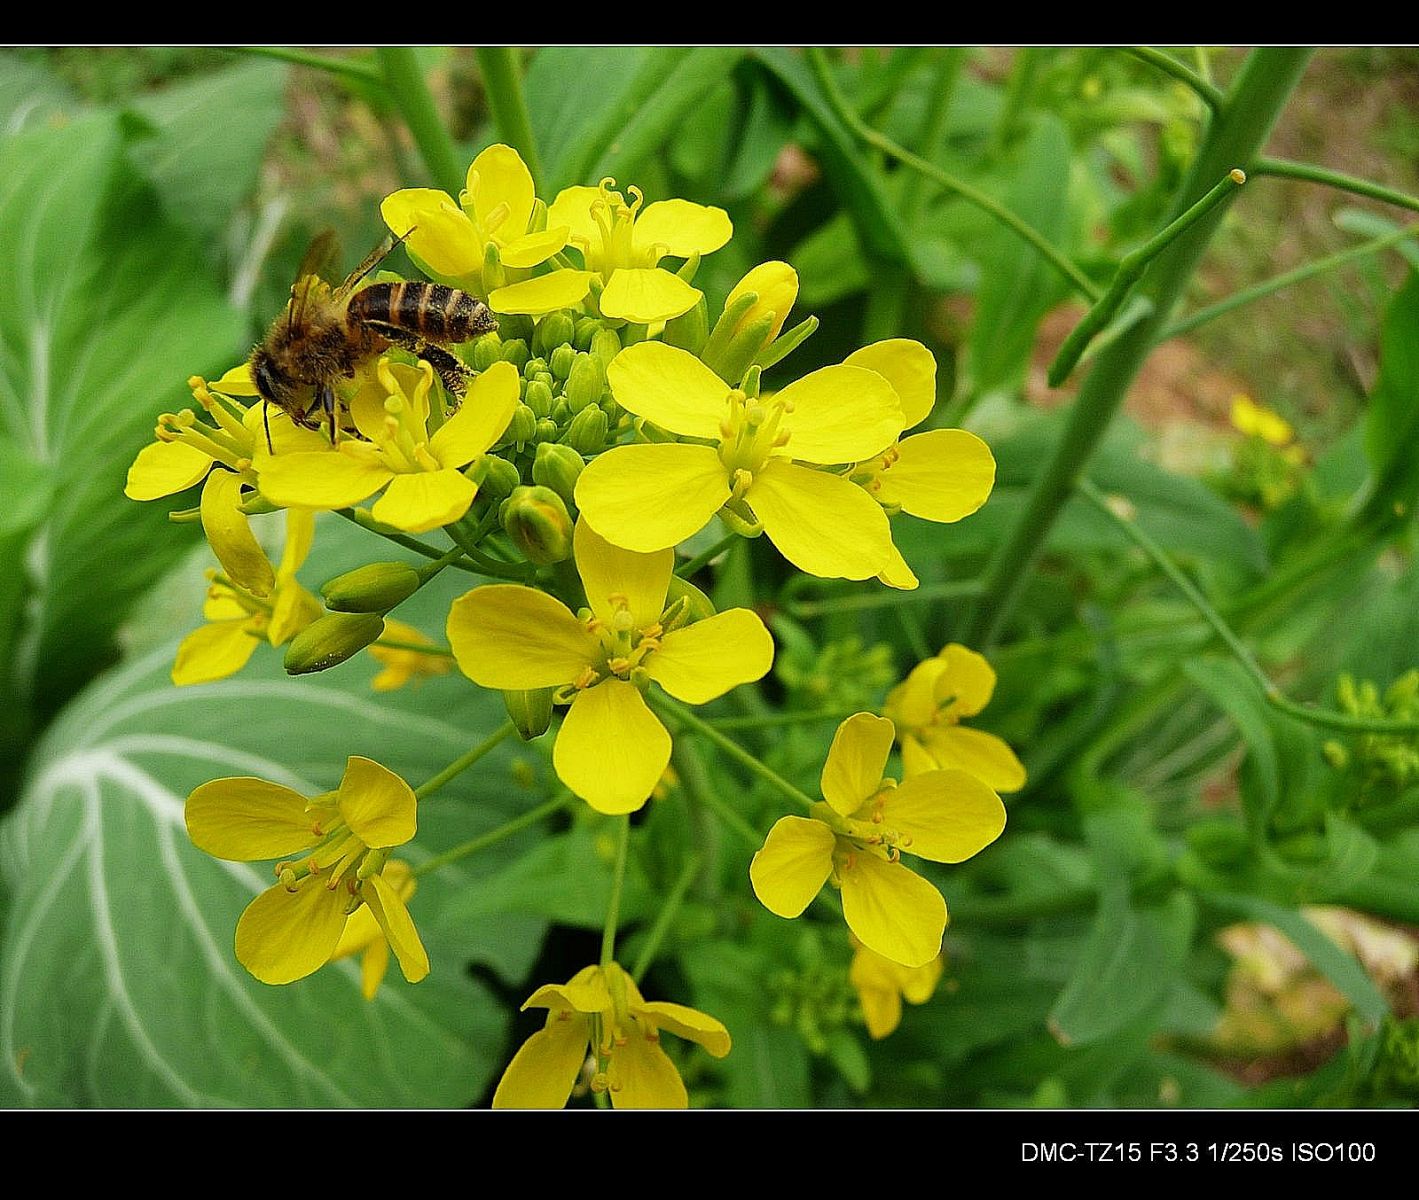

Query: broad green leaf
left=0, top=637, right=552, bottom=1107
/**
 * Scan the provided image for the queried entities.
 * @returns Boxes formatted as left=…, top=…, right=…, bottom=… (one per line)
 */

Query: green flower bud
left=482, top=241, right=506, bottom=294
left=503, top=687, right=555, bottom=741
left=563, top=353, right=605, bottom=414
left=534, top=311, right=577, bottom=357
left=321, top=562, right=422, bottom=613
left=470, top=332, right=503, bottom=371
left=532, top=442, right=585, bottom=507
left=284, top=612, right=386, bottom=675
left=550, top=398, right=572, bottom=425
left=534, top=417, right=560, bottom=444
left=590, top=328, right=621, bottom=368
left=663, top=295, right=709, bottom=355
left=500, top=339, right=530, bottom=371
left=469, top=453, right=521, bottom=499
left=562, top=405, right=609, bottom=455
left=525, top=378, right=555, bottom=418
left=663, top=575, right=716, bottom=628
left=507, top=404, right=538, bottom=446
left=550, top=344, right=577, bottom=382
left=712, top=312, right=776, bottom=387
left=599, top=394, right=623, bottom=424
left=532, top=369, right=554, bottom=392
left=501, top=485, right=574, bottom=564
left=573, top=317, right=601, bottom=350
left=523, top=355, right=548, bottom=381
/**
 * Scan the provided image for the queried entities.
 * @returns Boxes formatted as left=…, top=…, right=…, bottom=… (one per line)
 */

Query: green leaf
left=0, top=54, right=74, bottom=133
left=1185, top=657, right=1282, bottom=824
left=0, top=112, right=247, bottom=717
left=1364, top=270, right=1419, bottom=516
left=0, top=639, right=548, bottom=1106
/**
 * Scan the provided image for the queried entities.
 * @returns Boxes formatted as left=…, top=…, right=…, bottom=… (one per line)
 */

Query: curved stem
left=232, top=46, right=383, bottom=86
left=475, top=48, right=543, bottom=193
left=1254, top=156, right=1419, bottom=215
left=377, top=47, right=464, bottom=194
left=414, top=720, right=517, bottom=800
left=600, top=815, right=631, bottom=968
left=412, top=791, right=570, bottom=877
left=676, top=531, right=737, bottom=578
left=631, top=853, right=701, bottom=982
left=1121, top=46, right=1224, bottom=111
left=334, top=508, right=479, bottom=574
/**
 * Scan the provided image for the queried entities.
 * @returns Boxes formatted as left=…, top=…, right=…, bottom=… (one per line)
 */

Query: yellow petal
left=364, top=870, right=430, bottom=984
left=846, top=339, right=937, bottom=430
left=839, top=854, right=946, bottom=969
left=171, top=619, right=260, bottom=686
left=499, top=227, right=569, bottom=269
left=258, top=450, right=392, bottom=511
left=937, top=643, right=998, bottom=717
left=635, top=1001, right=732, bottom=1058
left=885, top=658, right=948, bottom=729
left=875, top=430, right=995, bottom=523
left=213, top=362, right=260, bottom=396
left=749, top=816, right=835, bottom=918
left=524, top=965, right=612, bottom=1015
left=599, top=267, right=701, bottom=324
left=883, top=770, right=1006, bottom=864
left=125, top=440, right=211, bottom=500
left=266, top=580, right=322, bottom=647
left=201, top=470, right=274, bottom=598
left=608, top=1026, right=688, bottom=1108
left=235, top=878, right=348, bottom=986
left=877, top=541, right=920, bottom=591
left=573, top=518, right=673, bottom=628
left=278, top=507, right=316, bottom=576
left=901, top=955, right=945, bottom=1005
left=371, top=469, right=477, bottom=534
left=774, top=364, right=904, bottom=464
left=546, top=185, right=603, bottom=249
left=447, top=585, right=598, bottom=689
left=899, top=733, right=939, bottom=779
left=465, top=143, right=534, bottom=241
left=185, top=777, right=318, bottom=861
left=856, top=980, right=902, bottom=1040
left=919, top=726, right=1026, bottom=793
left=748, top=460, right=894, bottom=580
left=491, top=1014, right=591, bottom=1109
left=359, top=935, right=391, bottom=1000
left=724, top=261, right=798, bottom=343
left=605, top=341, right=727, bottom=440
left=488, top=270, right=593, bottom=315
left=644, top=609, right=774, bottom=704
left=576, top=443, right=729, bottom=552
left=821, top=713, right=895, bottom=816
left=632, top=199, right=732, bottom=259
left=382, top=188, right=483, bottom=278
left=553, top=681, right=670, bottom=814
left=336, top=756, right=417, bottom=848
left=429, top=361, right=520, bottom=468
left=332, top=904, right=382, bottom=962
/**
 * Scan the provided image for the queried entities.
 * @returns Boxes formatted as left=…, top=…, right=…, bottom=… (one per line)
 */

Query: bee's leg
left=366, top=322, right=471, bottom=399
left=262, top=400, right=274, bottom=454
left=319, top=383, right=338, bottom=444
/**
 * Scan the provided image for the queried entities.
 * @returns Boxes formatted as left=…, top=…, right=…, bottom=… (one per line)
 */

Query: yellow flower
left=749, top=713, right=1005, bottom=967
left=256, top=359, right=519, bottom=534
left=575, top=341, right=905, bottom=580
left=381, top=143, right=569, bottom=296
left=1230, top=393, right=1294, bottom=447
left=884, top=644, right=1026, bottom=792
left=186, top=756, right=430, bottom=988
left=843, top=340, right=996, bottom=590
left=446, top=519, right=774, bottom=814
left=171, top=510, right=322, bottom=686
left=492, top=961, right=730, bottom=1109
left=723, top=260, right=799, bottom=346
left=490, top=178, right=731, bottom=322
left=849, top=940, right=944, bottom=1039
left=367, top=618, right=452, bottom=692
left=329, top=859, right=418, bottom=1000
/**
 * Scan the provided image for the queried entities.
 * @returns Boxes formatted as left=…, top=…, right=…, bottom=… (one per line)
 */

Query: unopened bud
left=500, top=338, right=530, bottom=371
left=524, top=378, right=555, bottom=418
left=550, top=398, right=571, bottom=425
left=573, top=317, right=601, bottom=350
left=535, top=311, right=577, bottom=357
left=470, top=332, right=503, bottom=371
left=549, top=344, right=577, bottom=382
left=563, top=352, right=605, bottom=414
left=507, top=404, right=538, bottom=446
left=562, top=405, right=609, bottom=455
left=532, top=442, right=585, bottom=507
left=534, top=417, right=560, bottom=444
left=501, top=485, right=573, bottom=564
left=503, top=687, right=555, bottom=740
left=482, top=241, right=506, bottom=294
left=590, top=328, right=621, bottom=368
left=469, top=453, right=521, bottom=499
left=664, top=575, right=716, bottom=627
left=663, top=295, right=709, bottom=355
left=284, top=612, right=386, bottom=675
left=321, top=562, right=422, bottom=613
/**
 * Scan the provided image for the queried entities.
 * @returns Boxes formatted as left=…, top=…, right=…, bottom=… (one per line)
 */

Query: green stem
left=691, top=779, right=763, bottom=848
left=671, top=738, right=722, bottom=909
left=371, top=638, right=454, bottom=657
left=232, top=46, right=383, bottom=86
left=959, top=49, right=1313, bottom=649
left=334, top=508, right=478, bottom=574
left=901, top=48, right=965, bottom=222
left=707, top=709, right=858, bottom=732
left=804, top=47, right=1100, bottom=302
left=630, top=854, right=702, bottom=982
left=785, top=578, right=983, bottom=619
left=412, top=792, right=571, bottom=877
left=414, top=721, right=517, bottom=800
left=474, top=48, right=543, bottom=193
left=1048, top=169, right=1247, bottom=386
left=676, top=532, right=738, bottom=578
left=1121, top=46, right=1225, bottom=111
left=600, top=815, right=631, bottom=968
left=1078, top=479, right=1419, bottom=735
left=1160, top=223, right=1419, bottom=341
left=1254, top=156, right=1419, bottom=215
left=377, top=47, right=464, bottom=194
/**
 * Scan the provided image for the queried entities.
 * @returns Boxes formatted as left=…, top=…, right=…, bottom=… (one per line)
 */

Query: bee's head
left=250, top=345, right=301, bottom=414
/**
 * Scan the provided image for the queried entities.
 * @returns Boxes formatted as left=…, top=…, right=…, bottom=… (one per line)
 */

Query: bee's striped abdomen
left=349, top=282, right=496, bottom=344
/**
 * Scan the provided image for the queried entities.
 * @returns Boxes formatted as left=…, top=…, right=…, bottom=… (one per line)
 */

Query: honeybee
left=249, top=232, right=498, bottom=444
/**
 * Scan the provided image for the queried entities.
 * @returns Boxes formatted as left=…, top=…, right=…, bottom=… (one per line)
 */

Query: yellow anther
left=607, top=656, right=632, bottom=675
left=573, top=666, right=599, bottom=690
left=186, top=375, right=205, bottom=391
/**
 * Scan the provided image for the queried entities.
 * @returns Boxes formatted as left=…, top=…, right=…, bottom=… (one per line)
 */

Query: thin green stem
left=785, top=579, right=983, bottom=619
left=414, top=721, right=517, bottom=800
left=474, top=48, right=543, bottom=193
left=232, top=46, right=383, bottom=86
left=1049, top=169, right=1247, bottom=386
left=1078, top=479, right=1419, bottom=735
left=376, top=47, right=464, bottom=194
left=334, top=508, right=479, bottom=574
left=805, top=47, right=1100, bottom=303
left=600, top=815, right=631, bottom=968
left=706, top=709, right=858, bottom=732
left=676, top=532, right=738, bottom=578
left=1121, top=47, right=1225, bottom=111
left=416, top=544, right=468, bottom=582
left=630, top=854, right=702, bottom=982
left=901, top=48, right=965, bottom=222
left=412, top=792, right=571, bottom=877
left=691, top=780, right=763, bottom=848
left=371, top=638, right=454, bottom=657
left=1160, top=223, right=1419, bottom=341
left=1254, top=156, right=1419, bottom=215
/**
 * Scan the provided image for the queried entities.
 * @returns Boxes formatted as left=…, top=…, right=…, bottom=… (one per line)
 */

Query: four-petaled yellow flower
left=884, top=643, right=1026, bottom=792
left=447, top=519, right=774, bottom=814
left=1230, top=393, right=1294, bottom=447
left=171, top=509, right=321, bottom=687
left=575, top=342, right=905, bottom=581
left=849, top=940, right=944, bottom=1040
left=186, top=756, right=430, bottom=989
left=843, top=339, right=996, bottom=590
left=257, top=359, right=519, bottom=534
left=492, top=961, right=730, bottom=1109
left=329, top=858, right=419, bottom=1000
left=381, top=143, right=569, bottom=297
left=750, top=713, right=1006, bottom=967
